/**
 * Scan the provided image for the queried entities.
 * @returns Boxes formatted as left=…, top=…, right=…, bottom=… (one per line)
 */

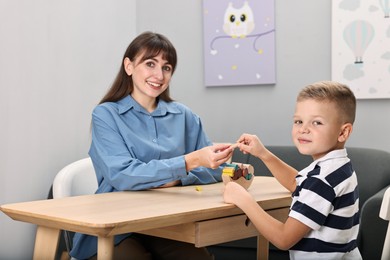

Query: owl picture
left=223, top=1, right=255, bottom=38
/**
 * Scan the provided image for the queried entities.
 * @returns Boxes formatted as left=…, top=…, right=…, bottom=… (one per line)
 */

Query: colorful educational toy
left=222, top=163, right=254, bottom=189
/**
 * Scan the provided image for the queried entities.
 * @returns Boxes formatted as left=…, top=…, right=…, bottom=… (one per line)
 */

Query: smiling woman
left=123, top=51, right=174, bottom=112
left=98, top=31, right=177, bottom=107
left=69, top=31, right=235, bottom=260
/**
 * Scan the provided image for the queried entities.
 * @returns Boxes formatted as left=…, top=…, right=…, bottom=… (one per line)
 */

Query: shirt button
left=152, top=139, right=157, bottom=142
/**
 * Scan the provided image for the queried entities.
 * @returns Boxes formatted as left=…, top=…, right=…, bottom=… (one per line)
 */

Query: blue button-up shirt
left=70, top=95, right=223, bottom=259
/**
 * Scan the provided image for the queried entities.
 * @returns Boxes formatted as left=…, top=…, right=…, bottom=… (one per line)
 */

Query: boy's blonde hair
left=297, top=81, right=356, bottom=124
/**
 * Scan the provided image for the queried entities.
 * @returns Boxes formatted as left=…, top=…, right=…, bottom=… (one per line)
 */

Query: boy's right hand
left=236, top=133, right=266, bottom=159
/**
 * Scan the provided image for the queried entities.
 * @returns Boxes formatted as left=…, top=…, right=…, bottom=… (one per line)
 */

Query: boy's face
left=292, top=99, right=349, bottom=160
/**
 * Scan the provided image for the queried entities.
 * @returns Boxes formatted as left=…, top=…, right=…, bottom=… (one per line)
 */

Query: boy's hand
left=223, top=181, right=250, bottom=207
left=235, top=133, right=266, bottom=159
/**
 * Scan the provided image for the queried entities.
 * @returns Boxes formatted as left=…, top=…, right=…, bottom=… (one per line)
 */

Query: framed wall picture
left=202, top=0, right=276, bottom=87
left=331, top=0, right=390, bottom=99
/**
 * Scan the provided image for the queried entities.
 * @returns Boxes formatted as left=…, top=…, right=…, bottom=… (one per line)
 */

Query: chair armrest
left=358, top=186, right=390, bottom=260
left=380, top=187, right=390, bottom=220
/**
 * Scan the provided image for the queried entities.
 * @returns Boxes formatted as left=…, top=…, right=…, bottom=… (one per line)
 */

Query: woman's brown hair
left=99, top=31, right=177, bottom=104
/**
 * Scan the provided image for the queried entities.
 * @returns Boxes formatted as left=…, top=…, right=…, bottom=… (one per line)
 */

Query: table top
left=1, top=176, right=291, bottom=237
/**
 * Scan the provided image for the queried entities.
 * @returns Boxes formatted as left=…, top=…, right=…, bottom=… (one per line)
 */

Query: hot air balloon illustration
left=379, top=0, right=390, bottom=18
left=343, top=20, right=375, bottom=64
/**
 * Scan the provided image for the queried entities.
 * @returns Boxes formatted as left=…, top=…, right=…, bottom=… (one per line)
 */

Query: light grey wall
left=137, top=0, right=390, bottom=150
left=0, top=1, right=136, bottom=259
left=1, top=0, right=389, bottom=259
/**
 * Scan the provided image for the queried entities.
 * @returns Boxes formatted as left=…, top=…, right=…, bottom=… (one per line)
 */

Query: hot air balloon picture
left=332, top=0, right=390, bottom=99
left=379, top=0, right=390, bottom=18
left=343, top=20, right=375, bottom=64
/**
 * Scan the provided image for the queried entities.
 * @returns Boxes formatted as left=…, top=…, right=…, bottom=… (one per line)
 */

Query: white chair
left=53, top=157, right=98, bottom=198
left=380, top=187, right=390, bottom=260
left=52, top=157, right=98, bottom=260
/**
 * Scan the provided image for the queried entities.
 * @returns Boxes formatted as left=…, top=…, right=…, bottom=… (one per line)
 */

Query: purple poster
left=203, top=0, right=276, bottom=87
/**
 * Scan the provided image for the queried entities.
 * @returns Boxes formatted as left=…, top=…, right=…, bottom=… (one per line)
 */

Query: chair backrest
left=380, top=187, right=390, bottom=260
left=53, top=157, right=98, bottom=198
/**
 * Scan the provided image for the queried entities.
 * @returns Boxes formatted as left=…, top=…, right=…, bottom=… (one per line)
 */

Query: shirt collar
left=305, top=148, right=348, bottom=172
left=117, top=95, right=181, bottom=116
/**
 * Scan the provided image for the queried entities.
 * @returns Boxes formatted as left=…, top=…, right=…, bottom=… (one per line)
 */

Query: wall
left=137, top=0, right=390, bottom=150
left=0, top=1, right=136, bottom=259
left=1, top=0, right=389, bottom=259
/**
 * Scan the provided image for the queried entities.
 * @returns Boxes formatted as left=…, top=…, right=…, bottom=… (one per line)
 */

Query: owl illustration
left=223, top=2, right=255, bottom=38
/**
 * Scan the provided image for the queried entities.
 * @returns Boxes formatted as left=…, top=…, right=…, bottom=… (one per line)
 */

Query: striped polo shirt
left=289, top=149, right=362, bottom=260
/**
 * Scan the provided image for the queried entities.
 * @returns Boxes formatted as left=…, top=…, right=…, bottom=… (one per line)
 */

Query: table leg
left=32, top=225, right=61, bottom=260
left=97, top=236, right=114, bottom=260
left=257, top=234, right=269, bottom=260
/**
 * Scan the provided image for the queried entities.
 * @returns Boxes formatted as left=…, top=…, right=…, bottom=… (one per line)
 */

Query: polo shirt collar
left=306, top=148, right=348, bottom=172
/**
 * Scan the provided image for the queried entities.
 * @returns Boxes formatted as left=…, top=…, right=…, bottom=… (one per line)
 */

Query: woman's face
left=125, top=51, right=173, bottom=103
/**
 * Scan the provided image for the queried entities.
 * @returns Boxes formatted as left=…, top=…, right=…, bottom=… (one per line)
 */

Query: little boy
left=223, top=81, right=361, bottom=259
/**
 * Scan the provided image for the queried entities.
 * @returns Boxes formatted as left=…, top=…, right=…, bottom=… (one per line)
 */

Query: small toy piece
left=195, top=186, right=203, bottom=192
left=222, top=163, right=254, bottom=189
left=222, top=163, right=253, bottom=180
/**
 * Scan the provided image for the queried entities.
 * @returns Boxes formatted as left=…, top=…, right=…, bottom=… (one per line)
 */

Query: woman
left=69, top=31, right=233, bottom=260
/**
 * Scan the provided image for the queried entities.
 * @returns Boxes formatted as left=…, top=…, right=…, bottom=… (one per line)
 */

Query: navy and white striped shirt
left=289, top=149, right=362, bottom=260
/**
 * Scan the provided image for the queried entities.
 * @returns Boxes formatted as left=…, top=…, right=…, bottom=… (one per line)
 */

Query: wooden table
left=0, top=176, right=291, bottom=260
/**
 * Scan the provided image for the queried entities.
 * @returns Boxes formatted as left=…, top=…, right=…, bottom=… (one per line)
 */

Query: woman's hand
left=185, top=143, right=234, bottom=171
